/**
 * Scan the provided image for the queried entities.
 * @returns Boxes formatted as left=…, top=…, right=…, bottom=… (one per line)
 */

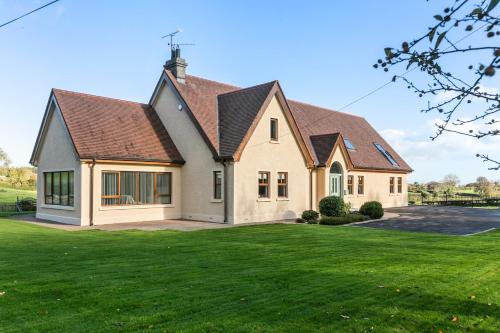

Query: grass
left=0, top=219, right=499, bottom=332
left=0, top=186, right=36, bottom=204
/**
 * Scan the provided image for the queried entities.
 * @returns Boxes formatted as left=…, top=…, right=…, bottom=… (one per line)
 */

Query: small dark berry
left=484, top=66, right=495, bottom=76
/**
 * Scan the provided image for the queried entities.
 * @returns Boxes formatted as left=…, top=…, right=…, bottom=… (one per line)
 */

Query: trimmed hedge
left=301, top=210, right=319, bottom=223
left=319, top=214, right=369, bottom=225
left=295, top=218, right=305, bottom=224
left=359, top=201, right=384, bottom=219
left=319, top=196, right=345, bottom=217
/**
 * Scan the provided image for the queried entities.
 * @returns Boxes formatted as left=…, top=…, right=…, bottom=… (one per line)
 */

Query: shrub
left=301, top=210, right=319, bottom=223
left=295, top=218, right=305, bottom=224
left=359, top=201, right=384, bottom=219
left=342, top=202, right=352, bottom=216
left=319, top=196, right=345, bottom=217
left=319, top=214, right=369, bottom=225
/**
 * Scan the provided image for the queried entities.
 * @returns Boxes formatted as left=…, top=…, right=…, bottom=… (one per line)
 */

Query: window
left=277, top=172, right=288, bottom=198
left=390, top=177, right=395, bottom=194
left=156, top=173, right=172, bottom=204
left=347, top=175, right=354, bottom=195
left=358, top=176, right=364, bottom=195
left=258, top=172, right=270, bottom=198
left=44, top=171, right=74, bottom=206
left=101, top=171, right=171, bottom=206
left=213, top=171, right=222, bottom=200
left=270, top=118, right=278, bottom=141
left=397, top=177, right=403, bottom=194
left=344, top=138, right=355, bottom=150
left=374, top=143, right=399, bottom=167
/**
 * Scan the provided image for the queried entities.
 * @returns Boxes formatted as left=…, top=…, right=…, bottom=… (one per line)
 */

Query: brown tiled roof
left=310, top=133, right=340, bottom=165
left=166, top=73, right=411, bottom=172
left=289, top=100, right=412, bottom=171
left=52, top=89, right=184, bottom=163
left=218, top=81, right=277, bottom=157
left=170, top=73, right=239, bottom=153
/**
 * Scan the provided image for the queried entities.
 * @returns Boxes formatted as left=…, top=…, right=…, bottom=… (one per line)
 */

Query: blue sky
left=0, top=0, right=498, bottom=183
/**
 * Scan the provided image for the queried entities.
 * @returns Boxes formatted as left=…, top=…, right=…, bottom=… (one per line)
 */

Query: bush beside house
left=359, top=201, right=384, bottom=219
left=319, top=196, right=345, bottom=217
left=300, top=196, right=383, bottom=227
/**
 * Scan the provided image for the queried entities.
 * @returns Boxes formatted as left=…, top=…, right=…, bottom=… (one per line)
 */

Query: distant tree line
left=0, top=147, right=36, bottom=190
left=409, top=173, right=499, bottom=197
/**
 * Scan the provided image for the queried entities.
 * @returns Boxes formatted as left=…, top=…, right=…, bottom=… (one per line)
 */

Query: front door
left=329, top=174, right=342, bottom=196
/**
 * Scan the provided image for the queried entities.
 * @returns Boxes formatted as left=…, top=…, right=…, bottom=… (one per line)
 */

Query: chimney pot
left=164, top=48, right=187, bottom=84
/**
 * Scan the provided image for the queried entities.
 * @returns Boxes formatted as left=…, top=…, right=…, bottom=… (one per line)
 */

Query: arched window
left=330, top=162, right=342, bottom=174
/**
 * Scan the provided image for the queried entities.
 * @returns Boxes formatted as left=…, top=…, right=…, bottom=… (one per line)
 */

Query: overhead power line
left=243, top=22, right=490, bottom=150
left=0, top=0, right=60, bottom=30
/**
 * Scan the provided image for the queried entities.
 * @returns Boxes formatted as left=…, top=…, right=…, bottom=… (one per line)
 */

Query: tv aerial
left=161, top=29, right=195, bottom=51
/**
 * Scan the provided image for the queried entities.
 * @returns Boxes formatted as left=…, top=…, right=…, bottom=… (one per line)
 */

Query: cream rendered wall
left=153, top=79, right=228, bottom=223
left=85, top=163, right=182, bottom=225
left=36, top=108, right=82, bottom=225
left=317, top=147, right=408, bottom=209
left=234, top=96, right=310, bottom=223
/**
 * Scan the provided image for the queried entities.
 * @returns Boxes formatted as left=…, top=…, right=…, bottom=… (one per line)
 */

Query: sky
left=0, top=0, right=498, bottom=184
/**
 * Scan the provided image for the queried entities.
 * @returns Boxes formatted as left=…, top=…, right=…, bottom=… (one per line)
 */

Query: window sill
left=99, top=204, right=175, bottom=211
left=269, top=140, right=280, bottom=144
left=210, top=199, right=223, bottom=203
left=41, top=204, right=75, bottom=211
left=257, top=198, right=272, bottom=202
left=276, top=197, right=289, bottom=201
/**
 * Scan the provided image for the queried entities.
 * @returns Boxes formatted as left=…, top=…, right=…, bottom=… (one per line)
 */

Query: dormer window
left=270, top=118, right=278, bottom=141
left=374, top=143, right=399, bottom=167
left=344, top=138, right=355, bottom=150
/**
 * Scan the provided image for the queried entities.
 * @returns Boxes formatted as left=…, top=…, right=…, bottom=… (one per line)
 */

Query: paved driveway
left=354, top=206, right=500, bottom=235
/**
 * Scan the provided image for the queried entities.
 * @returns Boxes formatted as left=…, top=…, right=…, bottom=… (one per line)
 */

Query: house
left=30, top=49, right=412, bottom=226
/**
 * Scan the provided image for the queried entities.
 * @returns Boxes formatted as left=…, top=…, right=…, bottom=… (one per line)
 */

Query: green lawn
left=0, top=186, right=36, bottom=204
left=0, top=219, right=498, bottom=332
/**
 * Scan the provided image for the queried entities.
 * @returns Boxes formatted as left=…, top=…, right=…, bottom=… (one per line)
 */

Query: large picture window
left=101, top=171, right=172, bottom=206
left=44, top=171, right=74, bottom=206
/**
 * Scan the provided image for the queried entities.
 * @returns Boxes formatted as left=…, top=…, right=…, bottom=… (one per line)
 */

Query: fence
left=0, top=197, right=37, bottom=213
left=409, top=192, right=500, bottom=207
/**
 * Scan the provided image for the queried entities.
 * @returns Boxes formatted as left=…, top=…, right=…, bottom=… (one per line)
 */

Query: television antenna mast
left=161, top=29, right=195, bottom=51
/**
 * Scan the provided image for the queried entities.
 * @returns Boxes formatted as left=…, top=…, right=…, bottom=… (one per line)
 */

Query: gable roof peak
left=217, top=80, right=278, bottom=98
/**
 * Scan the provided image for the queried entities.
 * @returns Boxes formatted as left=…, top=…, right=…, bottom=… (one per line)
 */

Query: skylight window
left=344, top=138, right=355, bottom=150
left=374, top=143, right=399, bottom=167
